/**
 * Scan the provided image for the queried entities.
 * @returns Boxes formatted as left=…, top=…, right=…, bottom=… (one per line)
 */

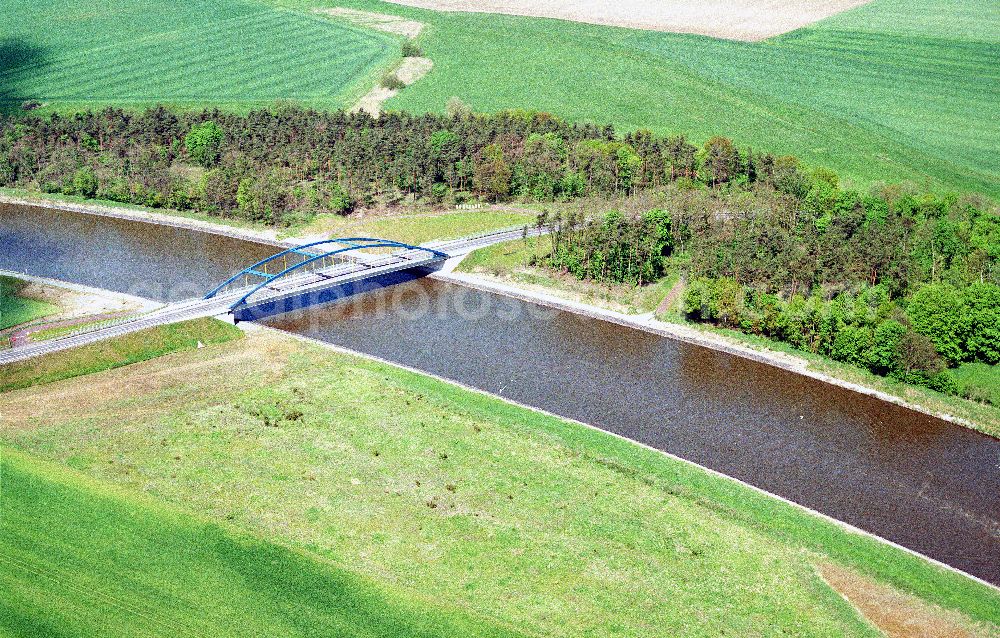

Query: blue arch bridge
left=204, top=237, right=450, bottom=322
left=0, top=226, right=543, bottom=365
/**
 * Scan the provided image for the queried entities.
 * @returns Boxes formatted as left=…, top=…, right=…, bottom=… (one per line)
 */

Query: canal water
left=4, top=203, right=1000, bottom=584
left=0, top=203, right=276, bottom=302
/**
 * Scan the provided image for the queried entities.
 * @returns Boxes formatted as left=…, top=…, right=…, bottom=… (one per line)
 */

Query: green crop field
left=268, top=0, right=999, bottom=197
left=1, top=0, right=397, bottom=112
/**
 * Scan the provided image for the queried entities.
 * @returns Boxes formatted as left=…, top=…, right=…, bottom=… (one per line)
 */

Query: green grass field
left=0, top=317, right=242, bottom=392
left=268, top=0, right=999, bottom=197
left=2, top=329, right=997, bottom=636
left=0, top=449, right=526, bottom=637
left=954, top=362, right=1000, bottom=407
left=0, top=276, right=59, bottom=331
left=1, top=0, right=397, bottom=112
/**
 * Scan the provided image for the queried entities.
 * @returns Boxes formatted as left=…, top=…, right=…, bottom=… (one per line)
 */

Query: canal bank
left=10, top=194, right=992, bottom=439
left=0, top=192, right=291, bottom=247
left=4, top=326, right=997, bottom=634
left=260, top=276, right=1000, bottom=585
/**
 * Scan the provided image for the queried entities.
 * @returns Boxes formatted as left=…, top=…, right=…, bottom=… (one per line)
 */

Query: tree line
left=2, top=105, right=799, bottom=225
left=531, top=174, right=998, bottom=397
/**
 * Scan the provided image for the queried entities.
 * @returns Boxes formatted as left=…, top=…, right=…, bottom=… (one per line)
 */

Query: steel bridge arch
left=204, top=237, right=449, bottom=310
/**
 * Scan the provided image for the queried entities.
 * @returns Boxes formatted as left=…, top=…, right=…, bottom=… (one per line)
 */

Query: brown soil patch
left=383, top=0, right=873, bottom=41
left=818, top=563, right=995, bottom=638
left=316, top=7, right=425, bottom=38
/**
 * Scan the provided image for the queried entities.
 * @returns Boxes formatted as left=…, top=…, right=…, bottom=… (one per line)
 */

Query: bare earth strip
left=819, top=563, right=992, bottom=638
left=353, top=56, right=434, bottom=116
left=383, top=0, right=873, bottom=41
left=315, top=7, right=425, bottom=37
left=313, top=8, right=433, bottom=116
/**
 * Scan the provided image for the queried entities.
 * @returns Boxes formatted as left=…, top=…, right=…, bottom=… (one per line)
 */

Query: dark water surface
left=0, top=203, right=276, bottom=301
left=4, top=203, right=999, bottom=584
left=263, top=279, right=1000, bottom=585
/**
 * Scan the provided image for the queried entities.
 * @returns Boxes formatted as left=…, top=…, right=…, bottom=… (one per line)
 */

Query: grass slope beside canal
left=1, top=188, right=534, bottom=245
left=293, top=209, right=534, bottom=244
left=0, top=318, right=242, bottom=392
left=1, top=329, right=996, bottom=636
left=0, top=276, right=59, bottom=332
left=0, top=449, right=526, bottom=637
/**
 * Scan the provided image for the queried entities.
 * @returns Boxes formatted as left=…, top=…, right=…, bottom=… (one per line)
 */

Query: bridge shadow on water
left=0, top=39, right=51, bottom=114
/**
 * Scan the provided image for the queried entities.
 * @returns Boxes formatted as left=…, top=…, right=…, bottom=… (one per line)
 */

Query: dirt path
left=655, top=278, right=685, bottom=315
left=315, top=7, right=425, bottom=37
left=352, top=56, right=433, bottom=117
left=0, top=269, right=156, bottom=348
left=313, top=6, right=434, bottom=117
left=819, top=563, right=990, bottom=637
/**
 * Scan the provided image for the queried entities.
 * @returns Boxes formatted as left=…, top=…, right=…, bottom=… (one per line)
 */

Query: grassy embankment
left=2, top=188, right=533, bottom=245
left=1, top=329, right=997, bottom=636
left=275, top=0, right=1000, bottom=198
left=457, top=239, right=1000, bottom=438
left=953, top=363, right=1000, bottom=407
left=0, top=449, right=526, bottom=637
left=0, top=276, right=60, bottom=332
left=294, top=208, right=533, bottom=244
left=0, top=317, right=241, bottom=392
left=457, top=236, right=679, bottom=313
left=2, top=0, right=397, bottom=114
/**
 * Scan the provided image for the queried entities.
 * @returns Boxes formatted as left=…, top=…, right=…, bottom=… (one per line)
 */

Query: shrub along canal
left=4, top=202, right=1000, bottom=585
